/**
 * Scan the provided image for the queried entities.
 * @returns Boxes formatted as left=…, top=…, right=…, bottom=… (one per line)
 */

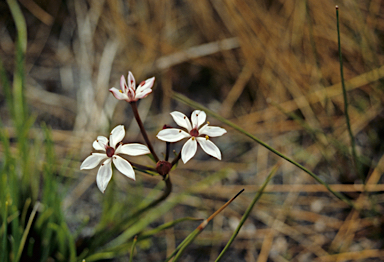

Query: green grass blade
left=129, top=236, right=138, bottom=262
left=6, top=0, right=27, bottom=128
left=336, top=6, right=363, bottom=183
left=14, top=202, right=40, bottom=262
left=215, top=165, right=278, bottom=261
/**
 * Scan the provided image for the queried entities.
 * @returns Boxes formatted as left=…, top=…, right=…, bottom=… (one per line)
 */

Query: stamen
left=205, top=135, right=209, bottom=140
left=192, top=137, right=195, bottom=140
left=119, top=90, right=123, bottom=93
left=207, top=121, right=210, bottom=125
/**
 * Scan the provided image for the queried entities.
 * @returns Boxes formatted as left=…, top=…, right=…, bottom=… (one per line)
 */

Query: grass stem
left=336, top=6, right=364, bottom=183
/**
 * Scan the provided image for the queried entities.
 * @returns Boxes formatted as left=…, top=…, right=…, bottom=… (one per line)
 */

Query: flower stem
left=129, top=161, right=157, bottom=173
left=171, top=151, right=182, bottom=167
left=130, top=101, right=159, bottom=162
left=165, top=142, right=170, bottom=161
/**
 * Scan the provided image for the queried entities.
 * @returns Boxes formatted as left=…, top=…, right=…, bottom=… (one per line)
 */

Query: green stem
left=172, top=92, right=355, bottom=209
left=336, top=6, right=363, bottom=183
left=128, top=236, right=137, bottom=262
left=171, top=151, right=182, bottom=167
left=130, top=101, right=160, bottom=162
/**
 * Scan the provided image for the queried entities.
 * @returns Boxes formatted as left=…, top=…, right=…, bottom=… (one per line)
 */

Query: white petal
left=109, top=87, right=128, bottom=100
left=128, top=71, right=136, bottom=90
left=181, top=138, right=197, bottom=163
left=120, top=75, right=128, bottom=93
left=170, top=111, right=192, bottom=131
left=196, top=137, right=222, bottom=160
left=191, top=110, right=206, bottom=129
left=96, top=159, right=112, bottom=193
left=80, top=153, right=107, bottom=170
left=109, top=125, right=125, bottom=148
left=135, top=77, right=154, bottom=95
left=93, top=136, right=108, bottom=150
left=112, top=155, right=135, bottom=180
left=135, top=87, right=152, bottom=100
left=116, top=143, right=150, bottom=156
left=156, top=128, right=190, bottom=142
left=198, top=125, right=227, bottom=137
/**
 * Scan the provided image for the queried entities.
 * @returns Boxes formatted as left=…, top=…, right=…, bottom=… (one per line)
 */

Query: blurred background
left=1, top=0, right=384, bottom=261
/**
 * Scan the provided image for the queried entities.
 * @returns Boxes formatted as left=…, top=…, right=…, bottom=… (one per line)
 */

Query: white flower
left=109, top=71, right=155, bottom=102
left=156, top=110, right=227, bottom=163
left=80, top=125, right=150, bottom=193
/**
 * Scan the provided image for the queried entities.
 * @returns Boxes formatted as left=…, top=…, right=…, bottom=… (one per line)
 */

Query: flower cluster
left=80, top=71, right=227, bottom=193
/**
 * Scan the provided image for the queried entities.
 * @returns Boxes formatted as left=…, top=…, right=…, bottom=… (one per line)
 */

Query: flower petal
left=191, top=110, right=206, bottom=129
left=96, top=158, right=112, bottom=193
left=116, top=143, right=150, bottom=156
left=109, top=87, right=128, bottom=100
left=113, top=155, right=135, bottom=180
left=170, top=111, right=192, bottom=131
left=110, top=125, right=125, bottom=148
left=136, top=77, right=154, bottom=95
left=120, top=75, right=128, bottom=94
left=198, top=125, right=227, bottom=137
left=93, top=136, right=108, bottom=150
left=181, top=138, right=197, bottom=163
left=157, top=128, right=190, bottom=142
left=135, top=87, right=153, bottom=100
left=80, top=153, right=107, bottom=170
left=128, top=71, right=136, bottom=90
left=196, top=137, right=222, bottom=160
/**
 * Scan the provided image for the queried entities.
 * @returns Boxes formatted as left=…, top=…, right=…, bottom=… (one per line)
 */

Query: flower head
left=156, top=110, right=227, bottom=163
left=80, top=125, right=150, bottom=193
left=109, top=71, right=155, bottom=102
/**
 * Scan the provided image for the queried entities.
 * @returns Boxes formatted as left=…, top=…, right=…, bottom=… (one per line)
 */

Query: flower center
left=106, top=146, right=115, bottom=157
left=190, top=128, right=199, bottom=137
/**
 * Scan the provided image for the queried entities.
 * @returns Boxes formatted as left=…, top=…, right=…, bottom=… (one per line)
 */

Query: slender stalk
left=171, top=189, right=244, bottom=262
left=216, top=165, right=278, bottom=261
left=15, top=202, right=40, bottom=262
left=128, top=236, right=137, bottom=262
left=336, top=6, right=363, bottom=183
left=129, top=160, right=157, bottom=173
left=172, top=92, right=356, bottom=209
left=130, top=101, right=159, bottom=162
left=165, top=142, right=170, bottom=161
left=171, top=151, right=182, bottom=167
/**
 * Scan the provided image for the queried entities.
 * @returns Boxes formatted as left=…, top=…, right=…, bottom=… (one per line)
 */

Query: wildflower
left=109, top=71, right=155, bottom=102
left=156, top=110, right=227, bottom=163
left=80, top=125, right=150, bottom=193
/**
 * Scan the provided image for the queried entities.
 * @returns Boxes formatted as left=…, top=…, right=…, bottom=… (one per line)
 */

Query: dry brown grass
left=1, top=0, right=384, bottom=261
